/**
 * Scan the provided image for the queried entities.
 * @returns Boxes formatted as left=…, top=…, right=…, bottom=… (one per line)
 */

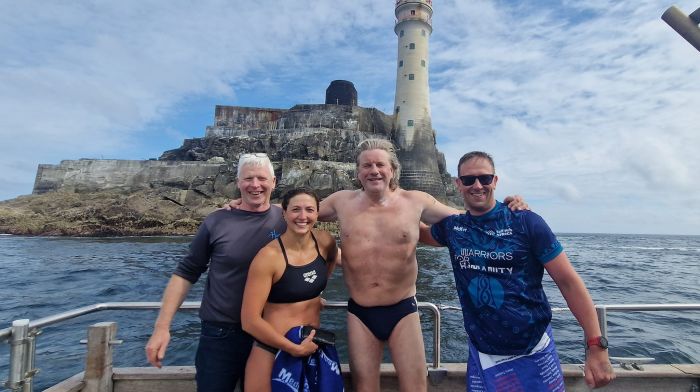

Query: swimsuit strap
left=310, top=231, right=322, bottom=259
left=278, top=232, right=321, bottom=265
left=277, top=237, right=290, bottom=265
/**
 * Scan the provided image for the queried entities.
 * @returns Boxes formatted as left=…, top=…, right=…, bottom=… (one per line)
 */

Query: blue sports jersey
left=431, top=201, right=563, bottom=355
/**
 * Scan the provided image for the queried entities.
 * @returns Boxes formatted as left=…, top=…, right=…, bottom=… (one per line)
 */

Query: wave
left=615, top=246, right=700, bottom=252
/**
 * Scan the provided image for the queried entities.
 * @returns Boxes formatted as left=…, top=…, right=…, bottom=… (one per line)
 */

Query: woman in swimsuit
left=241, top=187, right=340, bottom=391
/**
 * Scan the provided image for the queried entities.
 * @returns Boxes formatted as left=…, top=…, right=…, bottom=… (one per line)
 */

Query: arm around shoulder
left=318, top=191, right=344, bottom=222
left=415, top=191, right=459, bottom=225
left=419, top=222, right=442, bottom=247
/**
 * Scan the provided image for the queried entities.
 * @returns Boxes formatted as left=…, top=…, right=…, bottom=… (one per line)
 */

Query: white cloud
left=430, top=0, right=700, bottom=234
left=0, top=0, right=388, bottom=200
left=1, top=0, right=698, bottom=234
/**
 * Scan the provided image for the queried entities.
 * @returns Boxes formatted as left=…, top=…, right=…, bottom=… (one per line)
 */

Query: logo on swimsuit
left=303, top=270, right=317, bottom=283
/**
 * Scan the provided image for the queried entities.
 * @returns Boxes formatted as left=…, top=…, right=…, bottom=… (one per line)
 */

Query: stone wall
left=33, top=159, right=236, bottom=197
left=210, top=106, right=285, bottom=131
left=205, top=104, right=393, bottom=138
left=32, top=158, right=359, bottom=202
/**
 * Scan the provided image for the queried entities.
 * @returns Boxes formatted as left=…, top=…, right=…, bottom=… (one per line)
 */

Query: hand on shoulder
left=503, top=195, right=529, bottom=211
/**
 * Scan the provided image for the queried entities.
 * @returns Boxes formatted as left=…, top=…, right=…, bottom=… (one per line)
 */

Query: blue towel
left=271, top=326, right=344, bottom=392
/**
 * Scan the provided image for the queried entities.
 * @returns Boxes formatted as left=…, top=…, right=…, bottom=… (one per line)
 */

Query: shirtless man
left=317, top=138, right=458, bottom=392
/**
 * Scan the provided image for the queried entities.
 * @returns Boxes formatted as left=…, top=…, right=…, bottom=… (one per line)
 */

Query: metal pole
left=596, top=306, right=608, bottom=339
left=5, top=319, right=29, bottom=392
left=22, top=329, right=40, bottom=392
left=662, top=5, right=700, bottom=52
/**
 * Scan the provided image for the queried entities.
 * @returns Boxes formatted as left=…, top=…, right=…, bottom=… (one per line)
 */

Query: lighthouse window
left=400, top=30, right=404, bottom=37
left=409, top=43, right=415, bottom=49
left=422, top=29, right=426, bottom=36
left=411, top=10, right=416, bottom=15
left=399, top=60, right=403, bottom=67
left=421, top=60, right=425, bottom=67
left=407, top=120, right=414, bottom=126
left=408, top=73, right=415, bottom=80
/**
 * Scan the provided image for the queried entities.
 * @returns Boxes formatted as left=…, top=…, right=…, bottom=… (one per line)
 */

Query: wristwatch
left=585, top=336, right=609, bottom=350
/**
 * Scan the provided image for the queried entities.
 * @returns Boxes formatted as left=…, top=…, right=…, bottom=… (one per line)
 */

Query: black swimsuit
left=267, top=232, right=328, bottom=304
left=347, top=296, right=418, bottom=341
left=256, top=233, right=329, bottom=354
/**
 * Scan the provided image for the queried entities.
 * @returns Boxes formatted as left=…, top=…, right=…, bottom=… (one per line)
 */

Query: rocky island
left=0, top=81, right=460, bottom=236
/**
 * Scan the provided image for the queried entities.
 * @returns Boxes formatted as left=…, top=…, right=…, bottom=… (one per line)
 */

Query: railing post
left=22, top=329, right=40, bottom=392
left=82, top=322, right=118, bottom=392
left=420, top=302, right=447, bottom=385
left=5, top=319, right=29, bottom=392
left=596, top=306, right=608, bottom=340
left=432, top=305, right=441, bottom=369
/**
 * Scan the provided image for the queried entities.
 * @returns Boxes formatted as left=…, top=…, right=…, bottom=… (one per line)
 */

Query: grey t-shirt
left=174, top=206, right=286, bottom=324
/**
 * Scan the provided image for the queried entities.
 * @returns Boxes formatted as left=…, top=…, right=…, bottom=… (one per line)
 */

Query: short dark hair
left=457, top=151, right=495, bottom=173
left=281, top=187, right=320, bottom=210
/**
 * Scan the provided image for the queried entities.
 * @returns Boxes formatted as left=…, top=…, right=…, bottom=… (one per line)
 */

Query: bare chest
left=336, top=199, right=421, bottom=247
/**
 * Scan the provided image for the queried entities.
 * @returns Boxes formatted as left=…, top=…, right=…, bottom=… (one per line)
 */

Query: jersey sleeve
left=429, top=216, right=451, bottom=246
left=173, top=220, right=212, bottom=283
left=524, top=212, right=563, bottom=264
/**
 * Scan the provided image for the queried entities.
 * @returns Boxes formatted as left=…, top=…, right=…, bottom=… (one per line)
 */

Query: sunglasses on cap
left=458, top=174, right=495, bottom=186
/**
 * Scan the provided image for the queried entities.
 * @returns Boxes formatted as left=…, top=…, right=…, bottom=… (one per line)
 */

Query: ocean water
left=0, top=233, right=699, bottom=389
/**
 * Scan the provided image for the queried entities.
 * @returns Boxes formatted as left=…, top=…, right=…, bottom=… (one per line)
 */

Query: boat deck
left=43, top=363, right=700, bottom=392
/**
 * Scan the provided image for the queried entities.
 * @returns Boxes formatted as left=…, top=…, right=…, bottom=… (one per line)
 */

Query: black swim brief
left=347, top=296, right=418, bottom=341
left=254, top=339, right=278, bottom=355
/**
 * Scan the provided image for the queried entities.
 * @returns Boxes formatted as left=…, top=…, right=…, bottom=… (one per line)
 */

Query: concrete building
left=392, top=0, right=446, bottom=197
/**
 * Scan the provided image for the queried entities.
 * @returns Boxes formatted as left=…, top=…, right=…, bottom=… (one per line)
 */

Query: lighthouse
left=392, top=0, right=446, bottom=198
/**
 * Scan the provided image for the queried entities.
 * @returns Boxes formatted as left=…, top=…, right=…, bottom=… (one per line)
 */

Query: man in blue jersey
left=420, top=151, right=614, bottom=391
left=146, top=153, right=287, bottom=392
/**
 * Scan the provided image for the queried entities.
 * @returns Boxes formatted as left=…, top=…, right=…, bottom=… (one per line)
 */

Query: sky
left=1, top=1, right=699, bottom=235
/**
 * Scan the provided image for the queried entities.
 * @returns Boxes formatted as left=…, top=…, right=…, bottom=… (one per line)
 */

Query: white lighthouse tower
left=393, top=0, right=432, bottom=144
left=392, top=0, right=445, bottom=197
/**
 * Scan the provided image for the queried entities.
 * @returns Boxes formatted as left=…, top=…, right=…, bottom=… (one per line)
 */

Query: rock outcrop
left=0, top=189, right=219, bottom=236
left=2, top=101, right=458, bottom=236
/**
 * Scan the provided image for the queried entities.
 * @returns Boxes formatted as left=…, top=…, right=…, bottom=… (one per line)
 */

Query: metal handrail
left=594, top=303, right=700, bottom=345
left=0, top=301, right=441, bottom=367
left=3, top=302, right=700, bottom=391
left=1, top=300, right=443, bottom=391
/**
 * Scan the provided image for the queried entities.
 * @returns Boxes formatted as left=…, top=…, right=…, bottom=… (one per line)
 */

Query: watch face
left=587, top=336, right=609, bottom=349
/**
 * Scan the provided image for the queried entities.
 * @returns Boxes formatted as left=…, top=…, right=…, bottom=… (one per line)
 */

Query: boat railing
left=2, top=302, right=700, bottom=391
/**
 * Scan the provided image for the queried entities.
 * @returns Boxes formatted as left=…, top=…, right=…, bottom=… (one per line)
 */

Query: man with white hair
left=146, top=153, right=285, bottom=392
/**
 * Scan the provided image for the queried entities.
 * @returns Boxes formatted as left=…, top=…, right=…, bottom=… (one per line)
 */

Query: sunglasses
left=241, top=153, right=268, bottom=158
left=458, top=174, right=495, bottom=186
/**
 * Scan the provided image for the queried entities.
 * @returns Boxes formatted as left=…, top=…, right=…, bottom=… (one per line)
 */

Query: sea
left=1, top=233, right=699, bottom=390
